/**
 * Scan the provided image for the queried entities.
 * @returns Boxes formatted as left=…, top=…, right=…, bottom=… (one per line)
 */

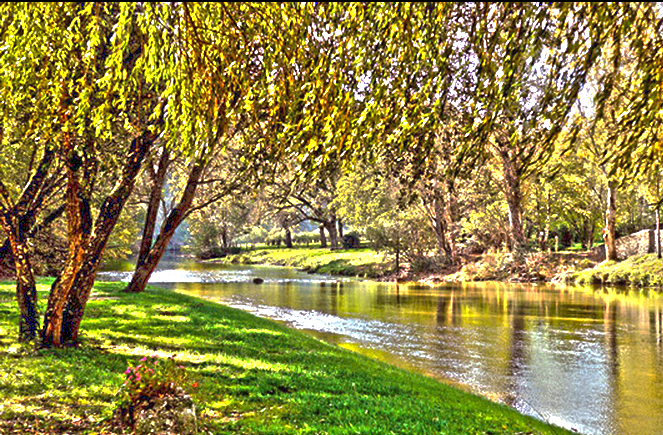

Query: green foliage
left=335, top=166, right=435, bottom=266
left=115, top=354, right=196, bottom=422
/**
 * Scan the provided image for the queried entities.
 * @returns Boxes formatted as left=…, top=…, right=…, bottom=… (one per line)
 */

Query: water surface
left=99, top=259, right=663, bottom=435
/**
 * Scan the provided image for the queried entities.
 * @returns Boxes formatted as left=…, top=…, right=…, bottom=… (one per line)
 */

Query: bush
left=576, top=259, right=594, bottom=270
left=114, top=355, right=198, bottom=433
left=342, top=232, right=361, bottom=249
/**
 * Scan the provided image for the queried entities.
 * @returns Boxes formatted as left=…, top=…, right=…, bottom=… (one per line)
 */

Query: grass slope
left=0, top=279, right=575, bottom=434
left=217, top=246, right=393, bottom=279
left=573, top=253, right=663, bottom=287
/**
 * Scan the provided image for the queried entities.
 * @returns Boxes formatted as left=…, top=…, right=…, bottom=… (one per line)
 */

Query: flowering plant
left=116, top=354, right=195, bottom=411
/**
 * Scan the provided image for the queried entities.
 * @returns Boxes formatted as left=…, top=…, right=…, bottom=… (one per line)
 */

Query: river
left=99, top=258, right=663, bottom=435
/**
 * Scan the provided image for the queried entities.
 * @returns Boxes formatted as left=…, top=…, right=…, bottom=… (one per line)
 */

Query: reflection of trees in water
left=435, top=291, right=462, bottom=326
left=604, top=300, right=619, bottom=377
left=649, top=305, right=663, bottom=353
left=277, top=281, right=293, bottom=307
left=318, top=282, right=344, bottom=316
left=504, top=298, right=528, bottom=409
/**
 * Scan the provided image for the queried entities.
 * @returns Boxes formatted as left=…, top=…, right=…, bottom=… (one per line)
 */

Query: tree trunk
left=221, top=225, right=229, bottom=249
left=325, top=220, right=339, bottom=249
left=124, top=158, right=206, bottom=294
left=3, top=221, right=40, bottom=342
left=500, top=152, right=526, bottom=251
left=337, top=220, right=344, bottom=240
left=137, top=147, right=170, bottom=267
left=605, top=180, right=618, bottom=261
left=430, top=189, right=449, bottom=257
left=284, top=227, right=293, bottom=248
left=543, top=187, right=551, bottom=251
left=319, top=225, right=327, bottom=248
left=0, top=145, right=58, bottom=342
left=41, top=133, right=152, bottom=347
left=656, top=207, right=661, bottom=259
left=443, top=179, right=460, bottom=266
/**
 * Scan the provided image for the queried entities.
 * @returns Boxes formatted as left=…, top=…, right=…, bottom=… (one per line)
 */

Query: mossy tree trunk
left=0, top=145, right=59, bottom=342
left=41, top=133, right=153, bottom=347
left=125, top=158, right=206, bottom=294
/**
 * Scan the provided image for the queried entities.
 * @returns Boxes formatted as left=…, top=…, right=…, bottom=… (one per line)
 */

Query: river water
left=99, top=259, right=663, bottom=435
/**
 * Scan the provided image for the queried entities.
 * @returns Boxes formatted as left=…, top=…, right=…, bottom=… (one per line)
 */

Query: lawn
left=0, top=279, right=576, bottom=434
left=215, top=246, right=394, bottom=279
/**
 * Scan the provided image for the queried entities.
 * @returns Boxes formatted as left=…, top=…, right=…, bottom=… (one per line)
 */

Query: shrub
left=114, top=355, right=198, bottom=432
left=576, top=259, right=595, bottom=270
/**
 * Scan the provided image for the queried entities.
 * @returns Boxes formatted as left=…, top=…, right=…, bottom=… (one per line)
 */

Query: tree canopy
left=0, top=2, right=662, bottom=346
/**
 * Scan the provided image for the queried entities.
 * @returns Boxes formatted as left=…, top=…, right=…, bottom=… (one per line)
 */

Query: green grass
left=0, top=279, right=576, bottom=434
left=217, top=246, right=394, bottom=279
left=573, top=253, right=663, bottom=287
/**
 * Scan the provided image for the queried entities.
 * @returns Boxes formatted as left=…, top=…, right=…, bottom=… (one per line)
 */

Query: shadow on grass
left=0, top=280, right=575, bottom=435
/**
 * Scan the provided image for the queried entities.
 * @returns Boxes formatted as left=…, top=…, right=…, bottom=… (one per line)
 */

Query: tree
left=123, top=2, right=286, bottom=293
left=468, top=3, right=622, bottom=251
left=0, top=144, right=63, bottom=341
left=335, top=165, right=434, bottom=271
left=0, top=3, right=170, bottom=346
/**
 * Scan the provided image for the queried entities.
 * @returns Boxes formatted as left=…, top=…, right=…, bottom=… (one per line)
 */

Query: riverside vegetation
left=214, top=244, right=630, bottom=286
left=0, top=279, right=576, bottom=435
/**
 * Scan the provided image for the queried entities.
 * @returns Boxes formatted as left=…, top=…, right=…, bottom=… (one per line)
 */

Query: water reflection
left=98, top=263, right=663, bottom=435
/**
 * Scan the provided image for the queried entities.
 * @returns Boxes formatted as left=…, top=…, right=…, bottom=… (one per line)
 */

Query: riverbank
left=572, top=253, right=663, bottom=287
left=215, top=246, right=394, bottom=279
left=0, top=279, right=575, bottom=434
left=212, top=245, right=607, bottom=285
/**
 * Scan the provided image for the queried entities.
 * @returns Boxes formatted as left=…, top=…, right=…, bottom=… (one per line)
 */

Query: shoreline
left=207, top=246, right=663, bottom=290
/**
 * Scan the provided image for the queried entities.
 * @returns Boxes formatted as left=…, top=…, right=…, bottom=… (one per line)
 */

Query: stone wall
left=592, top=229, right=657, bottom=260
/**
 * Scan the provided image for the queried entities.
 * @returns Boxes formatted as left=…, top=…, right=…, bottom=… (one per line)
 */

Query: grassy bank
left=216, top=246, right=603, bottom=284
left=572, top=253, right=663, bottom=287
left=216, top=246, right=394, bottom=279
left=0, top=280, right=575, bottom=434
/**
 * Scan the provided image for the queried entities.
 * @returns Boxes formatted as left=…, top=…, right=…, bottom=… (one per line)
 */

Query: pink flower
left=125, top=367, right=132, bottom=374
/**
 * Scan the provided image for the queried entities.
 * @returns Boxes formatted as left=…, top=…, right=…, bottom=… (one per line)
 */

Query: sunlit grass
left=573, top=253, right=663, bottom=287
left=216, top=246, right=393, bottom=278
left=0, top=279, right=576, bottom=434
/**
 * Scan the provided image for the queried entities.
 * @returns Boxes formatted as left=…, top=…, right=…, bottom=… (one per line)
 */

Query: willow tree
left=361, top=3, right=478, bottom=265
left=39, top=3, right=168, bottom=347
left=125, top=3, right=397, bottom=292
left=0, top=7, right=71, bottom=342
left=0, top=3, right=171, bottom=346
left=467, top=3, right=628, bottom=251
left=124, top=3, right=285, bottom=293
left=570, top=2, right=663, bottom=261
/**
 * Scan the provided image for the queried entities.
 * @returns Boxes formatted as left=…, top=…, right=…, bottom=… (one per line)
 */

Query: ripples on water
left=98, top=261, right=663, bottom=435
